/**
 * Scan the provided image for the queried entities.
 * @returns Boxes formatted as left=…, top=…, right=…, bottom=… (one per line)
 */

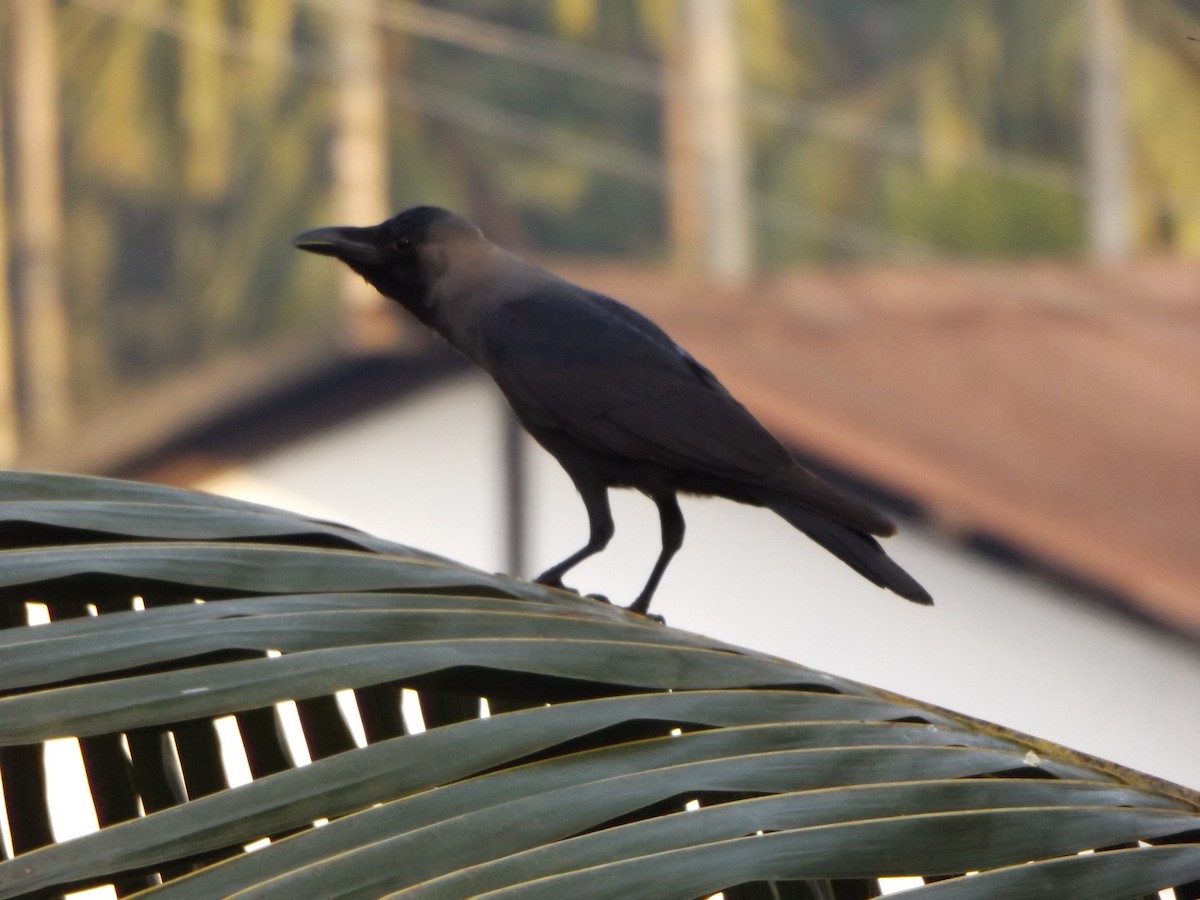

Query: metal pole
left=11, top=0, right=71, bottom=443
left=332, top=0, right=390, bottom=323
left=1083, top=0, right=1131, bottom=263
left=680, top=0, right=752, bottom=283
left=0, top=16, right=19, bottom=466
left=662, top=12, right=704, bottom=273
left=502, top=407, right=527, bottom=579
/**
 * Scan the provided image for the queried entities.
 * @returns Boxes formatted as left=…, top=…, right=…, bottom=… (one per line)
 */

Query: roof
left=555, top=256, right=1200, bottom=637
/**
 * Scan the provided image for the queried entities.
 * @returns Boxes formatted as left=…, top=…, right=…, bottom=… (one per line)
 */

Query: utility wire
left=311, top=0, right=664, bottom=95
left=298, top=0, right=936, bottom=252
left=298, top=0, right=1082, bottom=195
left=69, top=0, right=923, bottom=256
left=72, top=0, right=665, bottom=190
left=747, top=93, right=1081, bottom=194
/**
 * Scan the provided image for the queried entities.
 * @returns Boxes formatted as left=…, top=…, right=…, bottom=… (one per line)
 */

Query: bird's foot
left=535, top=579, right=608, bottom=606
left=536, top=578, right=659, bottom=621
left=624, top=604, right=665, bottom=625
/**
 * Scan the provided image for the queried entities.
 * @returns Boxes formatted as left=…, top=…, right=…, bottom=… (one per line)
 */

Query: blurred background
left=1, top=0, right=1199, bottom=795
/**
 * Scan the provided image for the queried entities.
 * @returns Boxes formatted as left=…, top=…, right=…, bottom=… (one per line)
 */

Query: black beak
left=292, top=225, right=383, bottom=265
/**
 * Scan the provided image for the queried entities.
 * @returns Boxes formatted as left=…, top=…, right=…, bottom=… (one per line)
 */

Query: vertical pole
left=0, top=13, right=20, bottom=466
left=1083, top=0, right=1131, bottom=263
left=181, top=0, right=228, bottom=200
left=332, top=0, right=390, bottom=328
left=502, top=409, right=527, bottom=579
left=661, top=15, right=704, bottom=273
left=11, top=0, right=71, bottom=443
left=679, top=0, right=752, bottom=283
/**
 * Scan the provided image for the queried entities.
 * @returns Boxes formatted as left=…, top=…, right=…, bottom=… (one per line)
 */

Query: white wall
left=201, top=372, right=1200, bottom=791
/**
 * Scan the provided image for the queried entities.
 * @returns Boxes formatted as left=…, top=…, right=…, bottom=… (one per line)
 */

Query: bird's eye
left=392, top=237, right=413, bottom=253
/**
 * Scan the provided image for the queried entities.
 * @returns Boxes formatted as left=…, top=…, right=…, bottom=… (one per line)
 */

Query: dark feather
left=482, top=292, right=892, bottom=535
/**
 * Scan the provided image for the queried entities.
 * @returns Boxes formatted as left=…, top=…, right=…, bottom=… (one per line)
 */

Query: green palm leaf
left=0, top=472, right=1196, bottom=899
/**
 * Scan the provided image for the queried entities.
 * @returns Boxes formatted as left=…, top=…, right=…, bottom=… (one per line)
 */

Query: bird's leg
left=628, top=493, right=684, bottom=618
left=535, top=481, right=613, bottom=589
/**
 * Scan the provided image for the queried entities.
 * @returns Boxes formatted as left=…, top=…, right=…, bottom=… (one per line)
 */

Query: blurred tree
left=1123, top=0, right=1200, bottom=252
left=10, top=0, right=71, bottom=442
left=4, top=0, right=1200, bottom=463
left=751, top=1, right=1087, bottom=261
left=53, top=0, right=337, bottom=406
left=0, top=7, right=16, bottom=466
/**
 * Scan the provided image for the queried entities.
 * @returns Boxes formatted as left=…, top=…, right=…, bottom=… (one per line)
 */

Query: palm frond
left=0, top=472, right=1196, bottom=899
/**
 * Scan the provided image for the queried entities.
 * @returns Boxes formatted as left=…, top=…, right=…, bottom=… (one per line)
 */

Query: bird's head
left=293, top=205, right=484, bottom=325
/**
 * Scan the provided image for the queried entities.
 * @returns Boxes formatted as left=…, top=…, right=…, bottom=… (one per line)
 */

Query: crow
left=294, top=206, right=931, bottom=616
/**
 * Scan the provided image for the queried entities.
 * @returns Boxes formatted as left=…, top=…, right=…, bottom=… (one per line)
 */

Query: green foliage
left=0, top=472, right=1197, bottom=898
left=11, top=2, right=1200, bottom=422
left=881, top=164, right=1084, bottom=256
left=55, top=0, right=338, bottom=414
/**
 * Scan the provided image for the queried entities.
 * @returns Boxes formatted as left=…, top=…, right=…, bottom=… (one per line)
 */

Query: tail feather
left=762, top=493, right=932, bottom=605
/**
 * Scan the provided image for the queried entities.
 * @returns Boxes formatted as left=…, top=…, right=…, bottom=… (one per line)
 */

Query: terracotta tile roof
left=556, top=257, right=1200, bottom=636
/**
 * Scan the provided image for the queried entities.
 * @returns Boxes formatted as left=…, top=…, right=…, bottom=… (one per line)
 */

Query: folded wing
left=481, top=291, right=893, bottom=536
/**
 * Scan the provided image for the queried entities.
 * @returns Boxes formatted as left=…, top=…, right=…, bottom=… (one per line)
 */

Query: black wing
left=481, top=290, right=892, bottom=535
left=482, top=291, right=792, bottom=479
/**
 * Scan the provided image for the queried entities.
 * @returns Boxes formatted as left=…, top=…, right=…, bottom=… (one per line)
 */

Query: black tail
left=762, top=494, right=933, bottom=605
